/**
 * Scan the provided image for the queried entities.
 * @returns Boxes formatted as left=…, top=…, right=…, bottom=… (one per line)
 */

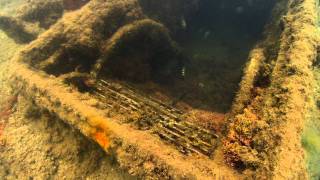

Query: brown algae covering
left=0, top=0, right=319, bottom=179
left=225, top=0, right=320, bottom=178
left=0, top=0, right=88, bottom=43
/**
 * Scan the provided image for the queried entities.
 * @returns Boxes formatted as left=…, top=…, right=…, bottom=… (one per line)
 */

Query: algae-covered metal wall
left=225, top=0, right=320, bottom=178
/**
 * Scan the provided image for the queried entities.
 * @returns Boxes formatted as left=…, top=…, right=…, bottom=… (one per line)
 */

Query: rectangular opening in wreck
left=12, top=0, right=278, bottom=158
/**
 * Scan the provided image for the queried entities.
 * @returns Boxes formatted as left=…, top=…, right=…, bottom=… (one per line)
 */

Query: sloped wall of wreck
left=224, top=0, right=319, bottom=178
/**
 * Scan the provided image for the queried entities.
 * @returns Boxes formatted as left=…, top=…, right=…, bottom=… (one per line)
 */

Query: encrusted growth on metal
left=93, top=79, right=219, bottom=157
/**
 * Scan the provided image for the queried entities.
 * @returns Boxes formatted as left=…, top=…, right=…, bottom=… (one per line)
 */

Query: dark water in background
left=171, top=0, right=276, bottom=112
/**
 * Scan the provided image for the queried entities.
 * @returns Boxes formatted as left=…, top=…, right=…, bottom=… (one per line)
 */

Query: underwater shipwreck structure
left=1, top=0, right=320, bottom=179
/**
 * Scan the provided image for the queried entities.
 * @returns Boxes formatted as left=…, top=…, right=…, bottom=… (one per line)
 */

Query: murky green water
left=303, top=65, right=320, bottom=179
left=302, top=5, right=320, bottom=179
left=302, top=121, right=320, bottom=179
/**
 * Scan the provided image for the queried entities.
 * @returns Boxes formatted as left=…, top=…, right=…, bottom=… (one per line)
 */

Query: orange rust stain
left=93, top=131, right=110, bottom=150
left=85, top=113, right=112, bottom=150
